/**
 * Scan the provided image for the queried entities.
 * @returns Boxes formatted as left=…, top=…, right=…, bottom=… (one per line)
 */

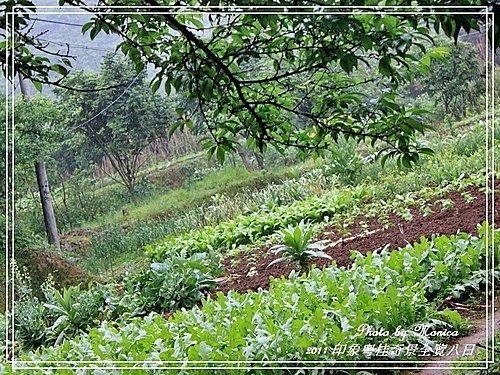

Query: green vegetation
left=10, top=263, right=113, bottom=352
left=106, top=165, right=285, bottom=224
left=2, top=3, right=497, bottom=372
left=5, top=115, right=495, bottom=351
left=55, top=54, right=176, bottom=201
left=6, top=0, right=492, bottom=165
left=5, top=124, right=496, bottom=355
left=77, top=164, right=305, bottom=274
left=420, top=40, right=484, bottom=120
left=8, top=227, right=495, bottom=373
left=148, top=120, right=492, bottom=267
left=124, top=253, right=216, bottom=314
left=5, top=109, right=497, bottom=360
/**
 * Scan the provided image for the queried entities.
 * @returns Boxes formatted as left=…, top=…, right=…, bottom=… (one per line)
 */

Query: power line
left=38, top=37, right=116, bottom=53
left=66, top=73, right=142, bottom=135
left=31, top=17, right=85, bottom=27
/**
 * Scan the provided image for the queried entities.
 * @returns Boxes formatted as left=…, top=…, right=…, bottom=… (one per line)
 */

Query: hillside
left=3, top=0, right=121, bottom=96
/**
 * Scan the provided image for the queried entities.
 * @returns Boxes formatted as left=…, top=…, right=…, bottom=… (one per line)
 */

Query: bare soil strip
left=217, top=181, right=500, bottom=295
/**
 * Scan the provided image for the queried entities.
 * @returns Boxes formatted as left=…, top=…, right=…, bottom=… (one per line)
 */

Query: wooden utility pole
left=34, top=161, right=60, bottom=248
left=18, top=74, right=60, bottom=249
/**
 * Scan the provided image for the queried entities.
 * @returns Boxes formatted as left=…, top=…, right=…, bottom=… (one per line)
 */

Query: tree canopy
left=55, top=55, right=173, bottom=198
left=420, top=39, right=484, bottom=119
left=2, top=0, right=494, bottom=166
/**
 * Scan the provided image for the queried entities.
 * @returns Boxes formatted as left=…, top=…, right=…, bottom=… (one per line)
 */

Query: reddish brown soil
left=216, top=182, right=500, bottom=295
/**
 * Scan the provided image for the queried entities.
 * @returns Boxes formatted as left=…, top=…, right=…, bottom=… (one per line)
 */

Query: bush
left=11, top=262, right=113, bottom=351
left=420, top=40, right=484, bottom=119
left=12, top=262, right=48, bottom=350
left=42, top=283, right=110, bottom=346
left=123, top=252, right=216, bottom=315
left=325, top=137, right=364, bottom=185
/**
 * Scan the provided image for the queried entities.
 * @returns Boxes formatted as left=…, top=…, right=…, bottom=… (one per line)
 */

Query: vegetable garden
left=2, top=117, right=499, bottom=374
left=2, top=3, right=499, bottom=374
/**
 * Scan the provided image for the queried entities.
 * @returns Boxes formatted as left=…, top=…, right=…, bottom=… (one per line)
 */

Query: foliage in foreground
left=7, top=155, right=487, bottom=354
left=11, top=266, right=113, bottom=352
left=9, top=226, right=496, bottom=374
left=7, top=251, right=218, bottom=354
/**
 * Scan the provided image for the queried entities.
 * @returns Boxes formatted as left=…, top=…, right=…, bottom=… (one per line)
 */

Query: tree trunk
left=124, top=170, right=137, bottom=204
left=18, top=74, right=31, bottom=98
left=127, top=183, right=137, bottom=204
left=35, top=161, right=60, bottom=249
left=236, top=146, right=253, bottom=172
left=253, top=152, right=265, bottom=170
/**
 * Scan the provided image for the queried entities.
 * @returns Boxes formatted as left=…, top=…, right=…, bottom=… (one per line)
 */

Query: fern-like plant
left=268, top=220, right=332, bottom=273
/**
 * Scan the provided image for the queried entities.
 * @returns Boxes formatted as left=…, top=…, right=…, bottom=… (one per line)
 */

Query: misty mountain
left=4, top=1, right=122, bottom=96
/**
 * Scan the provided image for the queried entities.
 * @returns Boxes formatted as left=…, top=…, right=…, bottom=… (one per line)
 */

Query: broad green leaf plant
left=268, top=220, right=332, bottom=273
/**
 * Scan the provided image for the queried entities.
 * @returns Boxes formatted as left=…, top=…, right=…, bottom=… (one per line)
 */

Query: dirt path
left=217, top=181, right=500, bottom=295
left=413, top=299, right=500, bottom=375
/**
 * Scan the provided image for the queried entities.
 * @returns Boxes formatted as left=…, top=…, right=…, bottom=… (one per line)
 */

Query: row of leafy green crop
left=148, top=117, right=493, bottom=261
left=56, top=117, right=493, bottom=271
left=137, top=126, right=494, bottom=311
left=5, top=167, right=489, bottom=356
left=8, top=225, right=497, bottom=374
left=149, top=157, right=490, bottom=266
left=79, top=136, right=371, bottom=274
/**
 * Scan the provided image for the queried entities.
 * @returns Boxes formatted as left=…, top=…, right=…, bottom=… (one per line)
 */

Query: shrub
left=42, top=284, right=110, bottom=346
left=11, top=263, right=112, bottom=351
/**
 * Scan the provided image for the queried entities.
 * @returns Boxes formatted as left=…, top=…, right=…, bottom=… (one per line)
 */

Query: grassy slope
left=81, top=160, right=311, bottom=229
left=110, top=166, right=289, bottom=224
